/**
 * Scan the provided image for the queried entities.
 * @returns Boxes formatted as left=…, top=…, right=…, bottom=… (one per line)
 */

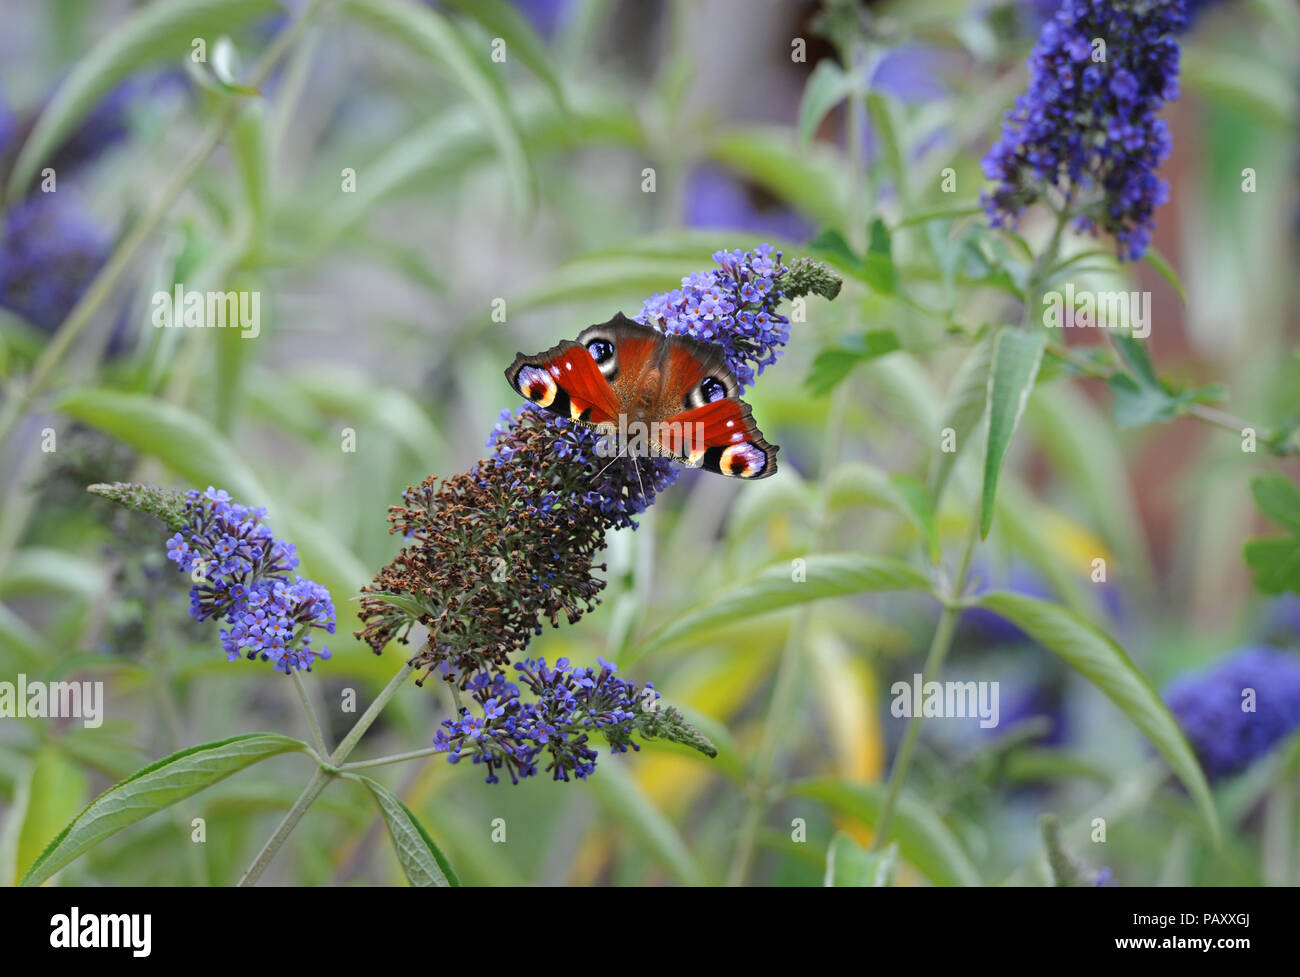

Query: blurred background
left=0, top=0, right=1297, bottom=885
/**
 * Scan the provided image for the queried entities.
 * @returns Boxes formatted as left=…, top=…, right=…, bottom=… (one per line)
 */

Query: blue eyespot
left=586, top=339, right=615, bottom=363
left=700, top=376, right=726, bottom=403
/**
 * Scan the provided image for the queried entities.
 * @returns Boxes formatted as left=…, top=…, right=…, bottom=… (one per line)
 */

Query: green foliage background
left=0, top=0, right=1298, bottom=886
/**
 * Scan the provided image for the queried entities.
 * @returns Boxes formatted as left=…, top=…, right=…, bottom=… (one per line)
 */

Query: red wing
left=657, top=399, right=777, bottom=479
left=505, top=340, right=620, bottom=425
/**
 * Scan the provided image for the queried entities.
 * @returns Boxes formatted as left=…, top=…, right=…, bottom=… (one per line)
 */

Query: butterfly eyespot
left=586, top=338, right=615, bottom=363
left=699, top=376, right=727, bottom=403
left=721, top=443, right=767, bottom=478
left=515, top=365, right=557, bottom=408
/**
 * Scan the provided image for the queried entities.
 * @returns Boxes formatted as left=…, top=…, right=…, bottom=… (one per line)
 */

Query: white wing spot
left=565, top=361, right=573, bottom=370
left=726, top=420, right=735, bottom=428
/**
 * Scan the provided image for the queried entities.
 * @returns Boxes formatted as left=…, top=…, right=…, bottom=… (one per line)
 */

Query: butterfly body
left=506, top=313, right=777, bottom=479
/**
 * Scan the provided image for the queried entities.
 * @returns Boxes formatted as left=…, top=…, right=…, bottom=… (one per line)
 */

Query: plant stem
left=726, top=384, right=850, bottom=885
left=869, top=517, right=979, bottom=852
left=1022, top=206, right=1073, bottom=327
left=327, top=661, right=416, bottom=766
left=236, top=766, right=332, bottom=886
left=238, top=659, right=415, bottom=886
left=340, top=746, right=443, bottom=770
left=291, top=669, right=329, bottom=758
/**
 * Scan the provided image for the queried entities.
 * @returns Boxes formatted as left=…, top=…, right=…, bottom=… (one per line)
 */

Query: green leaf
left=0, top=602, right=43, bottom=666
left=1142, top=246, right=1187, bottom=305
left=514, top=256, right=700, bottom=313
left=707, top=126, right=848, bottom=227
left=804, top=330, right=901, bottom=396
left=0, top=548, right=103, bottom=601
left=233, top=102, right=270, bottom=248
left=631, top=554, right=932, bottom=661
left=798, top=60, right=852, bottom=145
left=6, top=0, right=280, bottom=198
left=1108, top=334, right=1226, bottom=429
left=342, top=0, right=534, bottom=215
left=792, top=779, right=981, bottom=885
left=806, top=227, right=861, bottom=276
left=15, top=747, right=89, bottom=886
left=1243, top=476, right=1300, bottom=594
left=1244, top=537, right=1300, bottom=594
left=862, top=217, right=897, bottom=294
left=825, top=833, right=897, bottom=887
left=359, top=776, right=459, bottom=887
left=865, top=92, right=906, bottom=201
left=969, top=592, right=1220, bottom=842
left=826, top=463, right=939, bottom=563
left=443, top=0, right=567, bottom=111
left=20, top=733, right=309, bottom=885
left=980, top=328, right=1046, bottom=538
left=585, top=760, right=704, bottom=885
left=1249, top=474, right=1300, bottom=533
left=928, top=332, right=994, bottom=504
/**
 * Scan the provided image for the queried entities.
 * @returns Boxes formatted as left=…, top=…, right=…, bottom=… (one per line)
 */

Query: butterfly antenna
left=589, top=436, right=629, bottom=483
left=631, top=452, right=647, bottom=505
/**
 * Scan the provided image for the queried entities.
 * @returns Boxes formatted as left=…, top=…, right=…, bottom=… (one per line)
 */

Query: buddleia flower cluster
left=1164, top=646, right=1300, bottom=782
left=434, top=657, right=715, bottom=784
left=635, top=243, right=793, bottom=390
left=982, top=0, right=1187, bottom=260
left=91, top=483, right=336, bottom=674
left=357, top=247, right=839, bottom=782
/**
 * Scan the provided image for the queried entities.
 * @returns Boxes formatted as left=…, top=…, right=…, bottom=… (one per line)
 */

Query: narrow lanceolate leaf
left=15, top=748, right=88, bottom=886
left=798, top=60, right=852, bottom=145
left=7, top=0, right=279, bottom=197
left=970, top=592, right=1220, bottom=843
left=21, top=734, right=309, bottom=886
left=825, top=834, right=897, bottom=887
left=360, top=777, right=459, bottom=887
left=928, top=332, right=995, bottom=504
left=980, top=328, right=1046, bottom=538
left=631, top=554, right=932, bottom=661
left=342, top=0, right=534, bottom=215
left=793, top=779, right=981, bottom=886
left=443, top=0, right=567, bottom=110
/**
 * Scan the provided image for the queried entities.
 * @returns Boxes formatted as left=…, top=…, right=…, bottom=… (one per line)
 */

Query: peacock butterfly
left=505, top=313, right=777, bottom=479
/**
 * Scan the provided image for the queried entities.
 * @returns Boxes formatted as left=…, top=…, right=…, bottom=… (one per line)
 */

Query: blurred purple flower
left=683, top=165, right=812, bottom=244
left=0, top=193, right=109, bottom=332
left=1164, top=646, right=1300, bottom=782
left=983, top=0, right=1186, bottom=260
left=513, top=0, right=573, bottom=39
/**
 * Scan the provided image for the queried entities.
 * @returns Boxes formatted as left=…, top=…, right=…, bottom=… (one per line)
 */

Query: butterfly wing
left=505, top=338, right=621, bottom=425
left=657, top=397, right=777, bottom=479
left=506, top=311, right=779, bottom=479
